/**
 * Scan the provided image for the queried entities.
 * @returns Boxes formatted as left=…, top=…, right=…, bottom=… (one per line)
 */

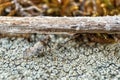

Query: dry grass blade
left=0, top=0, right=119, bottom=16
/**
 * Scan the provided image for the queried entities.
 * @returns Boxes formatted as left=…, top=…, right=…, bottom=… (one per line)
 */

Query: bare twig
left=0, top=16, right=119, bottom=35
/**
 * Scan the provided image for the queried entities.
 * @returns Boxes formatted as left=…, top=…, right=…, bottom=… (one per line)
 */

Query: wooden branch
left=0, top=16, right=120, bottom=35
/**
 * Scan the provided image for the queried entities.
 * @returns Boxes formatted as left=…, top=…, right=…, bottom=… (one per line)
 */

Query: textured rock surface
left=0, top=34, right=120, bottom=80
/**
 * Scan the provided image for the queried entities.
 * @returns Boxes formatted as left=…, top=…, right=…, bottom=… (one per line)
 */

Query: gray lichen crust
left=0, top=34, right=120, bottom=80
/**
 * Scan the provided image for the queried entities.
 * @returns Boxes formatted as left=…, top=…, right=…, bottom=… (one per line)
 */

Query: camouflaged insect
left=23, top=41, right=47, bottom=59
left=23, top=35, right=51, bottom=59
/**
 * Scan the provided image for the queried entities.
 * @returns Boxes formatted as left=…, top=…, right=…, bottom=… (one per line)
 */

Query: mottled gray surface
left=0, top=34, right=120, bottom=80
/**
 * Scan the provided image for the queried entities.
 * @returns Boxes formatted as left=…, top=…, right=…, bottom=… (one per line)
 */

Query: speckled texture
left=0, top=34, right=120, bottom=80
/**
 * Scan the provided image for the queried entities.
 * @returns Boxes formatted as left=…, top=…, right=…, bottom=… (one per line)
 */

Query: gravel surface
left=0, top=34, right=120, bottom=80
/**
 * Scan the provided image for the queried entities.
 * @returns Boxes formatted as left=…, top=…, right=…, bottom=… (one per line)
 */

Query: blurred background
left=0, top=0, right=120, bottom=16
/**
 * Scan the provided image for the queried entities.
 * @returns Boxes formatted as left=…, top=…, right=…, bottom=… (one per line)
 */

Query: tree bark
left=0, top=16, right=120, bottom=35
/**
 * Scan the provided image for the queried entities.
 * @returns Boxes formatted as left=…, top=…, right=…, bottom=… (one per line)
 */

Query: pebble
left=69, top=77, right=77, bottom=80
left=63, top=64, right=71, bottom=73
left=72, top=71, right=78, bottom=76
left=0, top=73, right=9, bottom=79
left=33, top=70, right=38, bottom=75
left=11, top=70, right=18, bottom=75
left=36, top=73, right=40, bottom=79
left=16, top=66, right=22, bottom=70
left=34, top=65, right=39, bottom=70
left=10, top=56, right=16, bottom=61
left=27, top=77, right=33, bottom=80
left=21, top=62, right=26, bottom=67
left=42, top=73, right=50, bottom=79
left=3, top=63, right=8, bottom=68
left=0, top=34, right=120, bottom=80
left=61, top=77, right=67, bottom=80
left=52, top=69, right=58, bottom=74
left=23, top=70, right=31, bottom=76
left=25, top=64, right=30, bottom=69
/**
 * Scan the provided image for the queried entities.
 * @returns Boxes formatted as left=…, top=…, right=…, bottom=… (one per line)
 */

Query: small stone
left=7, top=76, right=16, bottom=80
left=0, top=73, right=9, bottom=79
left=1, top=38, right=9, bottom=45
left=36, top=73, right=40, bottom=79
left=69, top=77, right=77, bottom=80
left=77, top=69, right=82, bottom=75
left=15, top=61, right=21, bottom=66
left=10, top=56, right=16, bottom=61
left=93, top=48, right=99, bottom=53
left=16, top=66, right=22, bottom=70
left=51, top=36, right=56, bottom=42
left=0, top=70, right=3, bottom=74
left=61, top=77, right=67, bottom=80
left=32, top=70, right=37, bottom=76
left=71, top=70, right=78, bottom=76
left=38, top=69, right=45, bottom=75
left=11, top=70, right=18, bottom=75
left=21, top=62, right=26, bottom=67
left=3, top=63, right=8, bottom=68
left=9, top=63, right=13, bottom=67
left=84, top=51, right=90, bottom=56
left=23, top=70, right=31, bottom=76
left=4, top=55, right=9, bottom=59
left=52, top=69, right=58, bottom=74
left=63, top=64, right=71, bottom=73
left=42, top=73, right=49, bottom=79
left=34, top=66, right=39, bottom=71
left=69, top=70, right=74, bottom=75
left=25, top=64, right=30, bottom=69
left=27, top=77, right=33, bottom=80
left=60, top=71, right=67, bottom=77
